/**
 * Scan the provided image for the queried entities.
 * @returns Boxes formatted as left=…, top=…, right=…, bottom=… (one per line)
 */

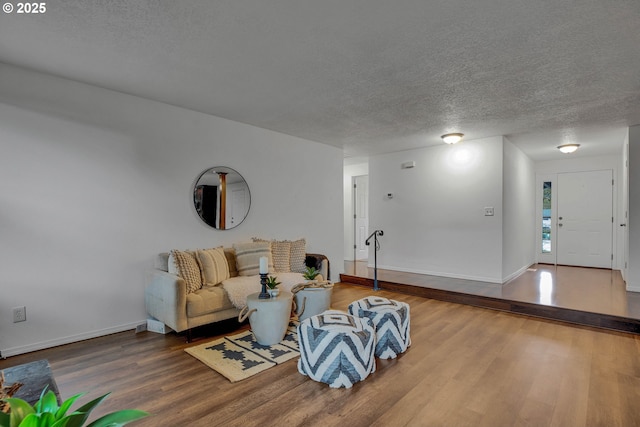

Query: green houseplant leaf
left=37, top=390, right=59, bottom=414
left=17, top=412, right=56, bottom=427
left=5, top=397, right=34, bottom=426
left=65, top=393, right=111, bottom=426
left=0, top=388, right=148, bottom=427
left=265, top=276, right=281, bottom=289
left=302, top=266, right=319, bottom=280
left=86, top=409, right=149, bottom=427
left=51, top=411, right=90, bottom=427
left=54, top=393, right=85, bottom=420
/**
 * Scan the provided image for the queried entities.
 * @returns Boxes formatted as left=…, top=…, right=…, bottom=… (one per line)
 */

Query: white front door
left=354, top=175, right=369, bottom=261
left=557, top=170, right=613, bottom=268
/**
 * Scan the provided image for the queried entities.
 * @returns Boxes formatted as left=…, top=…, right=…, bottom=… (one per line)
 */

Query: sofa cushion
left=253, top=238, right=291, bottom=271
left=196, top=247, right=230, bottom=286
left=167, top=252, right=179, bottom=275
left=289, top=238, right=307, bottom=273
left=186, top=285, right=235, bottom=317
left=253, top=237, right=306, bottom=273
left=233, top=242, right=275, bottom=276
left=170, top=250, right=202, bottom=293
left=155, top=252, right=170, bottom=272
left=223, top=247, right=239, bottom=277
left=272, top=240, right=292, bottom=272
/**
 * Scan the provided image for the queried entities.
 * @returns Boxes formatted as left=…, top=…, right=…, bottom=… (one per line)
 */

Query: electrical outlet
left=13, top=306, right=26, bottom=323
left=484, top=207, right=494, bottom=216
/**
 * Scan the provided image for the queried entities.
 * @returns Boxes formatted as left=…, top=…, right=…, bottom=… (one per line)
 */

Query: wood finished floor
left=2, top=283, right=640, bottom=426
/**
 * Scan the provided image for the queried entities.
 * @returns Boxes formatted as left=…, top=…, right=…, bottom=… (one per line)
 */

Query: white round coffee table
left=242, top=291, right=293, bottom=345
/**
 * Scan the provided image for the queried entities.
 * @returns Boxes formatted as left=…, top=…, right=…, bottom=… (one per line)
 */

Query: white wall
left=535, top=154, right=623, bottom=269
left=368, top=137, right=504, bottom=283
left=621, top=131, right=630, bottom=282
left=628, top=125, right=640, bottom=291
left=343, top=160, right=369, bottom=261
left=502, top=138, right=536, bottom=281
left=0, top=63, right=344, bottom=357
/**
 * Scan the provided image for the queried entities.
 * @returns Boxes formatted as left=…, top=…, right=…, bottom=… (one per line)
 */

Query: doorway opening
left=353, top=175, right=369, bottom=262
left=537, top=170, right=613, bottom=269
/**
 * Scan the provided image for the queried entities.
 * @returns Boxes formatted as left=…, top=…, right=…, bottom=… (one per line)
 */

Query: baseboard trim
left=0, top=321, right=144, bottom=358
left=502, top=264, right=532, bottom=284
left=339, top=275, right=640, bottom=335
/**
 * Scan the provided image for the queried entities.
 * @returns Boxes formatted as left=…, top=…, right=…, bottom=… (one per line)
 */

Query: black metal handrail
left=365, top=230, right=384, bottom=291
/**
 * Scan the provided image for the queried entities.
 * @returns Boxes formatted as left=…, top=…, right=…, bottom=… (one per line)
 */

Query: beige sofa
left=145, top=240, right=328, bottom=340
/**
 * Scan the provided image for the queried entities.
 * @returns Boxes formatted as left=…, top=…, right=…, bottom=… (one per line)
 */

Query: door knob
left=620, top=224, right=627, bottom=227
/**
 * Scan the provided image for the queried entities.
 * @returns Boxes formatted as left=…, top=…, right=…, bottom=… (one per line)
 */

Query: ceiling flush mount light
left=557, top=143, right=580, bottom=154
left=441, top=133, right=464, bottom=144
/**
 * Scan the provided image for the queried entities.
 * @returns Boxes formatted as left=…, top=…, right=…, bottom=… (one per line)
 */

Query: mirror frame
left=193, top=166, right=251, bottom=230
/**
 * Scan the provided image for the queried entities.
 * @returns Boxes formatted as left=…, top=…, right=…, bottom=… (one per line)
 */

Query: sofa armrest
left=144, top=270, right=188, bottom=332
left=305, top=253, right=330, bottom=281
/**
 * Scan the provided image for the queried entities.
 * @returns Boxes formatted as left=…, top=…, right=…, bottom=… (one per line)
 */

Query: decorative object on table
left=0, top=371, right=23, bottom=414
left=0, top=387, right=148, bottom=427
left=259, top=256, right=270, bottom=299
left=238, top=291, right=293, bottom=345
left=268, top=289, right=280, bottom=297
left=291, top=281, right=333, bottom=321
left=348, top=296, right=411, bottom=359
left=266, top=276, right=281, bottom=297
left=302, top=266, right=321, bottom=281
left=185, top=321, right=299, bottom=382
left=297, top=310, right=376, bottom=388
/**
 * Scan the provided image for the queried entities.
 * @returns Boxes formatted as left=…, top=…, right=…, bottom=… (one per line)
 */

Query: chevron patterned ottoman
left=297, top=310, right=376, bottom=388
left=348, top=296, right=411, bottom=359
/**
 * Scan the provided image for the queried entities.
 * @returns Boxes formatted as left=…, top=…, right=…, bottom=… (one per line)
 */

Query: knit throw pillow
left=196, top=247, right=230, bottom=286
left=270, top=240, right=292, bottom=272
left=252, top=238, right=291, bottom=272
left=252, top=237, right=306, bottom=273
left=170, top=250, right=202, bottom=293
left=289, top=238, right=307, bottom=273
left=233, top=242, right=274, bottom=276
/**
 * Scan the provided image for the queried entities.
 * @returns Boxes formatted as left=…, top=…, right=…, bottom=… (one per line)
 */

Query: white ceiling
left=1, top=0, right=639, bottom=160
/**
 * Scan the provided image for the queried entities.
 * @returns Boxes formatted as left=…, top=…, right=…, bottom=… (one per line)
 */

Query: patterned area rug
left=185, top=321, right=299, bottom=382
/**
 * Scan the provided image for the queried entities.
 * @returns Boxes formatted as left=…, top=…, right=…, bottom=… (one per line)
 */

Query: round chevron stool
left=297, top=310, right=376, bottom=388
left=348, top=296, right=411, bottom=359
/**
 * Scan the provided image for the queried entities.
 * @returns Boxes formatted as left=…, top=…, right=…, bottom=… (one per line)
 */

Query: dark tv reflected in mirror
left=194, top=167, right=251, bottom=230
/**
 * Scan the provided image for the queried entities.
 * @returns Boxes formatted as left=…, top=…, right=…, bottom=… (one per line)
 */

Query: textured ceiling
left=1, top=0, right=639, bottom=160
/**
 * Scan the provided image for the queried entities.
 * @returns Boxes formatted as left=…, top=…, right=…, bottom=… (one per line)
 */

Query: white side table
left=241, top=291, right=293, bottom=345
left=294, top=286, right=333, bottom=321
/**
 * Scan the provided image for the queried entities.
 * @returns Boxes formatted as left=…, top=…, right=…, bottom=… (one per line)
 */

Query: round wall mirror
left=194, top=166, right=251, bottom=230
